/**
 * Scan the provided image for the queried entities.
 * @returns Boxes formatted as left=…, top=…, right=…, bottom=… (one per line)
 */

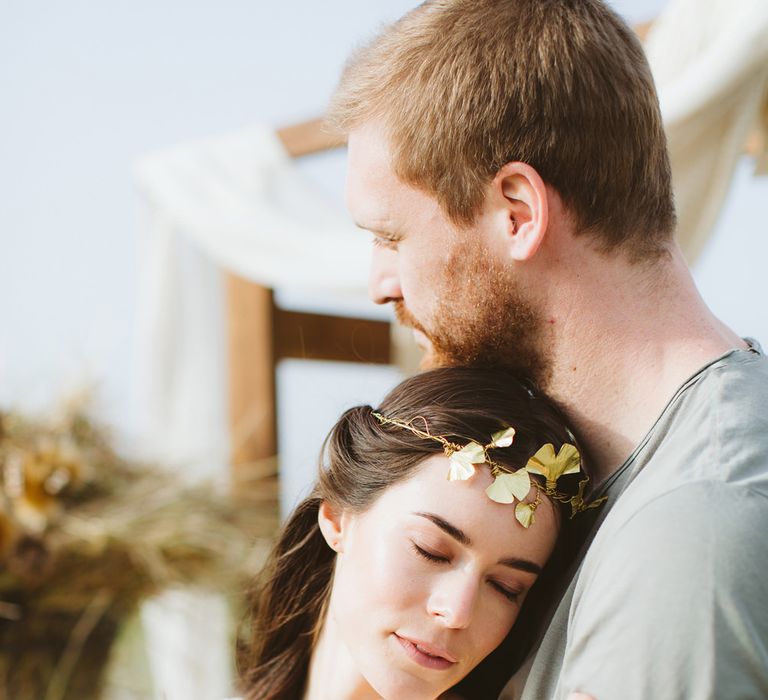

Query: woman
left=239, top=367, right=600, bottom=699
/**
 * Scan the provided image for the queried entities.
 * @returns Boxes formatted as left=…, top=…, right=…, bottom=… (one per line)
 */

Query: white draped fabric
left=132, top=215, right=233, bottom=699
left=132, top=127, right=371, bottom=700
left=135, top=126, right=369, bottom=291
left=132, top=1, right=768, bottom=696
left=645, top=0, right=768, bottom=263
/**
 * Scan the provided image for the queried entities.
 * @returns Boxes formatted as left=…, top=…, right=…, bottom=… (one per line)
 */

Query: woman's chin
left=366, top=677, right=445, bottom=700
left=359, top=635, right=459, bottom=700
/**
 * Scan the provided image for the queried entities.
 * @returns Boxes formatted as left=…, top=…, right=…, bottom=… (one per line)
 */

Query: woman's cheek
left=470, top=591, right=523, bottom=662
left=362, top=533, right=430, bottom=608
left=339, top=522, right=428, bottom=614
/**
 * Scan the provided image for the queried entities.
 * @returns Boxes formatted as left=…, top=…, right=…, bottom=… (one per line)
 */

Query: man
left=327, top=0, right=768, bottom=698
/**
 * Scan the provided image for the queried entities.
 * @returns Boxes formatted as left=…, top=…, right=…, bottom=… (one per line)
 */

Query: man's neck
left=538, top=244, right=744, bottom=484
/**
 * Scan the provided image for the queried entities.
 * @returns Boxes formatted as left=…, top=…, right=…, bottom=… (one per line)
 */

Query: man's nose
left=368, top=247, right=402, bottom=305
left=427, top=573, right=479, bottom=630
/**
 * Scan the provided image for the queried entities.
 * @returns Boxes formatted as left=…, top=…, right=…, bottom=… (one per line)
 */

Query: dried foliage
left=0, top=402, right=278, bottom=700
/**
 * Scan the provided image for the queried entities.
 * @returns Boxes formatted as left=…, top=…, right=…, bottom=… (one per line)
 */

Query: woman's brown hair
left=239, top=367, right=588, bottom=699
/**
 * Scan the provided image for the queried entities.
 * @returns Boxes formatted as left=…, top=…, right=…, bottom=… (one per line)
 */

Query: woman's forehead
left=364, top=454, right=559, bottom=563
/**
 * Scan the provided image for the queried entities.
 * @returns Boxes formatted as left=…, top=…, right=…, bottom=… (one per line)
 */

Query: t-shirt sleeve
left=555, top=481, right=768, bottom=700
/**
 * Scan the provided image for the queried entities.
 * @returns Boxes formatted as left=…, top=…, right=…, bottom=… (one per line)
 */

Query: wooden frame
left=227, top=119, right=390, bottom=491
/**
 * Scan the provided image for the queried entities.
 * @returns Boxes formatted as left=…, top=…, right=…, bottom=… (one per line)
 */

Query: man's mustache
left=393, top=301, right=442, bottom=369
left=393, top=301, right=429, bottom=335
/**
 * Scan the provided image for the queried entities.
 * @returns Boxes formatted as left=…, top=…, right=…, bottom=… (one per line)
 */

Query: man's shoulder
left=690, top=340, right=768, bottom=405
left=703, top=346, right=768, bottom=474
left=563, top=344, right=768, bottom=694
left=561, top=477, right=768, bottom=700
left=631, top=344, right=768, bottom=495
left=514, top=347, right=768, bottom=700
left=698, top=341, right=768, bottom=412
left=676, top=342, right=768, bottom=423
left=587, top=479, right=768, bottom=567
left=581, top=344, right=768, bottom=580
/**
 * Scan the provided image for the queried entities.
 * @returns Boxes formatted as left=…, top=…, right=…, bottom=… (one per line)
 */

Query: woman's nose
left=427, top=574, right=479, bottom=630
left=368, top=248, right=402, bottom=305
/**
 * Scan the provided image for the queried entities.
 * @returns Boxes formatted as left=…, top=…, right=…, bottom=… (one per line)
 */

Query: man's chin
left=418, top=348, right=440, bottom=370
left=410, top=327, right=430, bottom=350
left=406, top=326, right=473, bottom=370
left=404, top=326, right=439, bottom=369
left=415, top=337, right=440, bottom=370
left=416, top=339, right=458, bottom=371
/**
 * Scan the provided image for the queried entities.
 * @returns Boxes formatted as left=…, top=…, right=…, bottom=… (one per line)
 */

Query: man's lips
left=394, top=633, right=457, bottom=670
left=392, top=301, right=437, bottom=358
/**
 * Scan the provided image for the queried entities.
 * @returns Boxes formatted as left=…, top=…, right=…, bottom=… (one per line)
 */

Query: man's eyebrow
left=414, top=512, right=471, bottom=546
left=354, top=220, right=398, bottom=235
left=414, top=511, right=544, bottom=575
left=354, top=221, right=384, bottom=232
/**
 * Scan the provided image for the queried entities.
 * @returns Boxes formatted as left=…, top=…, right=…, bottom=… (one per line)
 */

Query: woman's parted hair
left=239, top=367, right=584, bottom=699
left=328, top=0, right=676, bottom=260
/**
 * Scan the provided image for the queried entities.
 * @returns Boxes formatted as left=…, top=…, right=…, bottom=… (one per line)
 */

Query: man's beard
left=394, top=243, right=550, bottom=385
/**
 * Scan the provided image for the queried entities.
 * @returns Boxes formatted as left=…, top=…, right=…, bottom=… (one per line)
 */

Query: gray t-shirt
left=503, top=342, right=768, bottom=700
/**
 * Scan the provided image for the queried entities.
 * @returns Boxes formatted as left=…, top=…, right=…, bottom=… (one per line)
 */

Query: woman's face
left=321, top=453, right=559, bottom=699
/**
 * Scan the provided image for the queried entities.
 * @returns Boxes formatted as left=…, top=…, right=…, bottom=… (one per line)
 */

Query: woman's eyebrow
left=414, top=512, right=544, bottom=574
left=498, top=557, right=542, bottom=575
left=414, top=512, right=470, bottom=545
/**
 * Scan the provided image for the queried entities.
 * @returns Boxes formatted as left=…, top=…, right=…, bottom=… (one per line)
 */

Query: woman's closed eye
left=411, top=541, right=449, bottom=563
left=488, top=580, right=522, bottom=604
left=411, top=541, right=524, bottom=605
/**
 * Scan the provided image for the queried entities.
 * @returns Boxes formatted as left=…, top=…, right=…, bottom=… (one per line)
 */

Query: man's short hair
left=329, top=0, right=676, bottom=259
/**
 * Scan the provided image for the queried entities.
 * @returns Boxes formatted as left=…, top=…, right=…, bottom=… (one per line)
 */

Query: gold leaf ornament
left=447, top=442, right=485, bottom=481
left=525, top=443, right=581, bottom=489
left=486, top=469, right=531, bottom=504
left=568, top=478, right=608, bottom=518
left=490, top=427, right=516, bottom=448
left=515, top=501, right=537, bottom=528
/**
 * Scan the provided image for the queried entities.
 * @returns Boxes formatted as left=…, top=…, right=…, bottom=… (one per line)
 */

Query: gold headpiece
left=371, top=412, right=606, bottom=528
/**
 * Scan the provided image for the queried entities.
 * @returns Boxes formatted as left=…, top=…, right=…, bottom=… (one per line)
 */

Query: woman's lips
left=394, top=633, right=457, bottom=671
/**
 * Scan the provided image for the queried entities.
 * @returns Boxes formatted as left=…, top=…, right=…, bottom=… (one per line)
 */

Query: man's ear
left=492, top=162, right=549, bottom=261
left=318, top=500, right=347, bottom=553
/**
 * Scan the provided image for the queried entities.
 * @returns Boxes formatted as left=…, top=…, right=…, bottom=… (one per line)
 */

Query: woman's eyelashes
left=410, top=541, right=522, bottom=604
left=489, top=580, right=521, bottom=604
left=411, top=541, right=449, bottom=563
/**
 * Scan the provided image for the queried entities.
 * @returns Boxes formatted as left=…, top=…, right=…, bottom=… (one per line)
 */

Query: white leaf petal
left=490, top=427, right=516, bottom=448
left=485, top=469, right=531, bottom=503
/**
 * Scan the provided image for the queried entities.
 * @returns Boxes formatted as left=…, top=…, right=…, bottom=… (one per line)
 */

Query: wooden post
left=226, top=274, right=277, bottom=491
left=276, top=117, right=345, bottom=157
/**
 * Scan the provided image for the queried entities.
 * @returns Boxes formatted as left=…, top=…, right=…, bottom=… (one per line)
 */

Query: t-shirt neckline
left=594, top=338, right=763, bottom=500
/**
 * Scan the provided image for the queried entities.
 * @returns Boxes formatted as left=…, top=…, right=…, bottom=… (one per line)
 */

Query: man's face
left=346, top=123, right=547, bottom=380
